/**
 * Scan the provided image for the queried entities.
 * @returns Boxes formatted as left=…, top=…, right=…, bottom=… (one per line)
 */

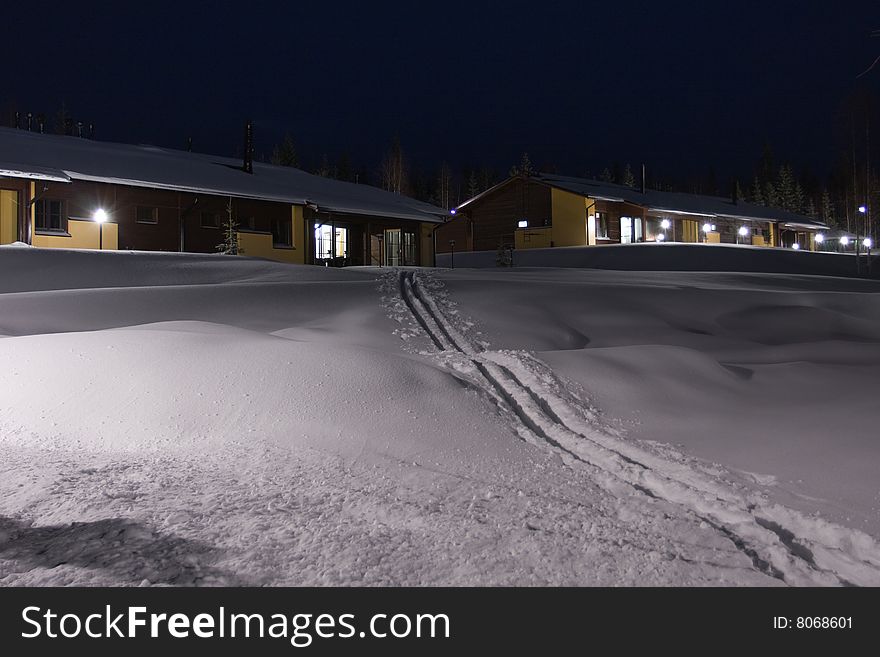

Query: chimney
left=186, top=136, right=193, bottom=152
left=242, top=120, right=254, bottom=174
left=26, top=112, right=33, bottom=131
left=641, top=163, right=646, bottom=194
left=37, top=114, right=45, bottom=133
left=88, top=123, right=95, bottom=139
left=14, top=111, right=20, bottom=129
left=76, top=121, right=83, bottom=138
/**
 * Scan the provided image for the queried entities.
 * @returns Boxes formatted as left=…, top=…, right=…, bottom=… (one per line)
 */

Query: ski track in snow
left=392, top=269, right=880, bottom=587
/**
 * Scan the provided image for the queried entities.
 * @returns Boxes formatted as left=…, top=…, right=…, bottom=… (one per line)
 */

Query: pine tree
left=217, top=198, right=242, bottom=255
left=270, top=133, right=298, bottom=167
left=751, top=176, right=765, bottom=205
left=337, top=152, right=353, bottom=182
left=380, top=135, right=408, bottom=194
left=436, top=162, right=452, bottom=210
left=600, top=167, right=613, bottom=183
left=315, top=153, right=333, bottom=178
left=821, top=189, right=836, bottom=227
left=622, top=163, right=636, bottom=188
left=467, top=170, right=479, bottom=199
left=510, top=152, right=534, bottom=177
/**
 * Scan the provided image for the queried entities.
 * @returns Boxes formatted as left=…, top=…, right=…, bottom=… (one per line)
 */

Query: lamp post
left=449, top=239, right=455, bottom=269
left=737, top=225, right=749, bottom=245
left=857, top=206, right=867, bottom=274
left=815, top=233, right=824, bottom=252
left=93, top=208, right=108, bottom=250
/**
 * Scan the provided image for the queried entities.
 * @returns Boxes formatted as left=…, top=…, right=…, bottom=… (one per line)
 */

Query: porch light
left=738, top=226, right=749, bottom=237
left=518, top=220, right=528, bottom=228
left=815, top=233, right=824, bottom=243
left=840, top=236, right=850, bottom=246
left=791, top=243, right=800, bottom=250
left=660, top=219, right=671, bottom=230
left=864, top=238, right=873, bottom=249
left=702, top=223, right=712, bottom=233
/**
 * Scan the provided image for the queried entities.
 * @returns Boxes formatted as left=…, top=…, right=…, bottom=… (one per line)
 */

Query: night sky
left=4, top=1, right=879, bottom=183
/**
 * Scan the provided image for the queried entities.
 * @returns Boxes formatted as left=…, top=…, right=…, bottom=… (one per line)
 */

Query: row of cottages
left=436, top=173, right=828, bottom=254
left=0, top=126, right=446, bottom=265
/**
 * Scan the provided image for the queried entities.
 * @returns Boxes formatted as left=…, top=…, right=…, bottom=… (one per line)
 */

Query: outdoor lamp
left=815, top=233, right=824, bottom=243
left=93, top=208, right=108, bottom=250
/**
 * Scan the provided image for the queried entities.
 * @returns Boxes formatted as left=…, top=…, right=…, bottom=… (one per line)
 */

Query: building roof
left=0, top=127, right=446, bottom=223
left=457, top=172, right=828, bottom=229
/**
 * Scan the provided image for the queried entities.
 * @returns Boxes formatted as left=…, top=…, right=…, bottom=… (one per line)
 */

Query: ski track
left=394, top=269, right=880, bottom=587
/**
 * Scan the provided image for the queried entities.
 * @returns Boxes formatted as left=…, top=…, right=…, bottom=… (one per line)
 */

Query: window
left=136, top=206, right=158, bottom=224
left=200, top=211, right=220, bottom=229
left=272, top=217, right=292, bottom=247
left=403, top=231, right=416, bottom=265
left=34, top=199, right=65, bottom=232
left=595, top=211, right=609, bottom=239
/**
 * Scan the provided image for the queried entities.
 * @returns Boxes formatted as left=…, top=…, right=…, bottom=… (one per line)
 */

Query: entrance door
left=384, top=229, right=401, bottom=266
left=620, top=216, right=633, bottom=244
left=0, top=189, right=20, bottom=244
left=314, top=223, right=349, bottom=265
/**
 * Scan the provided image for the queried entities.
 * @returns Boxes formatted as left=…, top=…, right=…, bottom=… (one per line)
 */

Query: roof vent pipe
left=641, top=163, right=646, bottom=194
left=243, top=120, right=254, bottom=174
left=14, top=111, right=20, bottom=129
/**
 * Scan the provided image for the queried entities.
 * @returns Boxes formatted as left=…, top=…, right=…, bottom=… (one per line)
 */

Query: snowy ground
left=1, top=246, right=879, bottom=586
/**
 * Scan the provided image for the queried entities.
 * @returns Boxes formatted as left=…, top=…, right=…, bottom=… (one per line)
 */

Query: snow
left=2, top=247, right=879, bottom=586
left=0, top=127, right=445, bottom=223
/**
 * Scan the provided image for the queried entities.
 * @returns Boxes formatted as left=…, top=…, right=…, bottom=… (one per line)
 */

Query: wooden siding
left=442, top=177, right=551, bottom=253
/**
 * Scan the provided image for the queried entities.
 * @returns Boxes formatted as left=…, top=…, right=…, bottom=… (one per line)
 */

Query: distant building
left=0, top=127, right=445, bottom=266
left=437, top=172, right=828, bottom=254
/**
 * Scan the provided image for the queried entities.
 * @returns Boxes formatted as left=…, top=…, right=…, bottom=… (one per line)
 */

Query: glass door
left=384, top=229, right=401, bottom=266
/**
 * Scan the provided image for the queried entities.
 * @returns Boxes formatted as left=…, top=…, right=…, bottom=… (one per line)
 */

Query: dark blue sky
left=4, top=1, right=879, bottom=182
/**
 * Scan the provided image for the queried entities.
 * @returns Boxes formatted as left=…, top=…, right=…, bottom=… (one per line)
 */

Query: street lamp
left=737, top=225, right=749, bottom=244
left=93, top=208, right=108, bottom=250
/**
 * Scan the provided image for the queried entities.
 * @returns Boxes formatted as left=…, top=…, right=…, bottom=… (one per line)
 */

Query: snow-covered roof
left=457, top=172, right=828, bottom=229
left=0, top=127, right=446, bottom=223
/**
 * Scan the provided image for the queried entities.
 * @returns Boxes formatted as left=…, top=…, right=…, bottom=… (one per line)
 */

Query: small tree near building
left=217, top=198, right=243, bottom=255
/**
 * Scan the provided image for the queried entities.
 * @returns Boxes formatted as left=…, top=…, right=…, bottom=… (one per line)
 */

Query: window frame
left=135, top=205, right=159, bottom=225
left=34, top=199, right=67, bottom=233
left=199, top=211, right=221, bottom=229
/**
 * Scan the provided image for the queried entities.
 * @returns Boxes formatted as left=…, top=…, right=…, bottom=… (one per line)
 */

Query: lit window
left=518, top=220, right=528, bottom=228
left=595, top=212, right=610, bottom=239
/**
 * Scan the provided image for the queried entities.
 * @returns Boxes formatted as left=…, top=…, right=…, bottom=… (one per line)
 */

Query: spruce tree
left=622, top=163, right=636, bottom=188
left=217, top=198, right=243, bottom=255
